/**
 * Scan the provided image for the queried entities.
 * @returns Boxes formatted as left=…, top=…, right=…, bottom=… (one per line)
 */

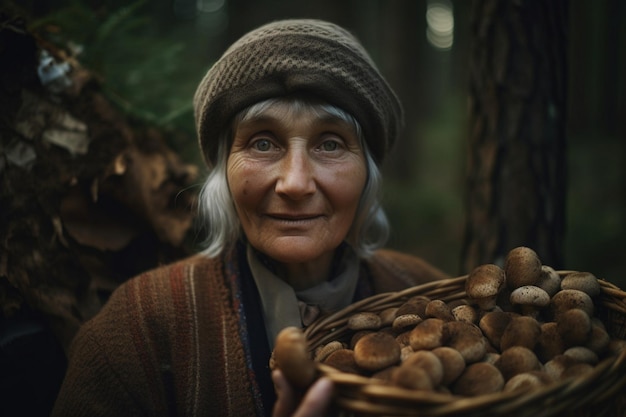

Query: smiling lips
left=266, top=213, right=323, bottom=222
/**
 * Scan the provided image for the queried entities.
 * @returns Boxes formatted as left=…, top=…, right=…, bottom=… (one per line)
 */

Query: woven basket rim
left=303, top=271, right=626, bottom=417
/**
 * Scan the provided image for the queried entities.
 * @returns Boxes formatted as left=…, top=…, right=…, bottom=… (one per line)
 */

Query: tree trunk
left=461, top=0, right=568, bottom=272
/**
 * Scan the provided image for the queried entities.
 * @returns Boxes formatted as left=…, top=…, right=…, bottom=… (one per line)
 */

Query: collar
left=246, top=243, right=360, bottom=349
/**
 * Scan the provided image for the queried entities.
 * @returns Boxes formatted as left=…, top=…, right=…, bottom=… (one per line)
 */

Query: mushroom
left=536, top=321, right=565, bottom=362
left=451, top=304, right=479, bottom=324
left=563, top=346, right=599, bottom=365
left=444, top=321, right=487, bottom=364
left=585, top=322, right=611, bottom=355
left=409, top=318, right=445, bottom=351
left=561, top=272, right=601, bottom=297
left=347, top=311, right=382, bottom=331
left=544, top=354, right=580, bottom=380
left=560, top=363, right=594, bottom=380
left=556, top=308, right=592, bottom=347
left=536, top=265, right=562, bottom=297
left=550, top=289, right=594, bottom=320
left=432, top=346, right=466, bottom=386
left=396, top=298, right=429, bottom=317
left=391, top=364, right=434, bottom=391
left=495, top=346, right=541, bottom=381
left=353, top=332, right=401, bottom=372
left=323, top=348, right=360, bottom=374
left=425, top=299, right=455, bottom=322
left=465, top=264, right=506, bottom=310
left=371, top=365, right=397, bottom=382
left=451, top=362, right=505, bottom=396
left=392, top=314, right=422, bottom=333
left=479, top=311, right=516, bottom=349
left=500, top=315, right=541, bottom=351
left=273, top=326, right=317, bottom=389
left=400, top=345, right=415, bottom=362
left=403, top=350, right=445, bottom=386
left=482, top=352, right=501, bottom=365
left=314, top=340, right=344, bottom=362
left=350, top=330, right=373, bottom=349
left=503, top=370, right=554, bottom=393
left=509, top=285, right=550, bottom=318
left=378, top=307, right=399, bottom=327
left=395, top=330, right=412, bottom=347
left=504, top=246, right=543, bottom=290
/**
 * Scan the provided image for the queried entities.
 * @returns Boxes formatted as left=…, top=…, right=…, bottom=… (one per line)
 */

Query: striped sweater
left=52, top=244, right=447, bottom=416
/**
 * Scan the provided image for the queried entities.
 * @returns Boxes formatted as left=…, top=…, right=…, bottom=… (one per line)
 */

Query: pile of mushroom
left=272, top=246, right=626, bottom=397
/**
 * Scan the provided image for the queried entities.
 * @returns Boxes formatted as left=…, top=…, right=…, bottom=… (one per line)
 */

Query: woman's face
left=227, top=101, right=367, bottom=266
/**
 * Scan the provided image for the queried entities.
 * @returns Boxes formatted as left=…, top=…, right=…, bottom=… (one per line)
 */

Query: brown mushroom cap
left=563, top=346, right=599, bottom=365
left=350, top=330, right=374, bottom=349
left=391, top=364, right=434, bottom=391
left=465, top=264, right=506, bottom=310
left=354, top=332, right=401, bottom=372
left=560, top=363, right=594, bottom=380
left=451, top=304, right=479, bottom=324
left=509, top=285, right=550, bottom=317
left=348, top=311, right=382, bottom=331
left=444, top=321, right=487, bottom=363
left=504, top=246, right=543, bottom=290
left=273, top=326, right=317, bottom=389
left=409, top=318, right=445, bottom=351
left=551, top=289, right=594, bottom=319
left=396, top=298, right=429, bottom=317
left=543, top=354, right=579, bottom=380
left=503, top=370, right=555, bottom=393
left=536, top=321, right=566, bottom=362
left=425, top=299, right=455, bottom=322
left=392, top=314, right=422, bottom=333
left=378, top=307, right=399, bottom=327
left=403, top=350, right=445, bottom=387
left=479, top=311, right=517, bottom=349
left=537, top=265, right=562, bottom=297
left=452, top=362, right=505, bottom=396
left=585, top=322, right=611, bottom=354
left=314, top=340, right=344, bottom=362
left=560, top=272, right=601, bottom=297
left=495, top=346, right=541, bottom=381
left=556, top=308, right=592, bottom=347
left=432, top=346, right=466, bottom=386
left=323, top=348, right=360, bottom=374
left=500, top=315, right=541, bottom=351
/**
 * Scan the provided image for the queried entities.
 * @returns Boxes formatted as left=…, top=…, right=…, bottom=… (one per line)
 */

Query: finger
left=272, top=370, right=298, bottom=417
left=292, top=377, right=334, bottom=417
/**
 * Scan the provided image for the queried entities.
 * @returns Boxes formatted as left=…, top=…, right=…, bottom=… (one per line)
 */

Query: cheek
left=326, top=164, right=367, bottom=212
left=227, top=159, right=266, bottom=208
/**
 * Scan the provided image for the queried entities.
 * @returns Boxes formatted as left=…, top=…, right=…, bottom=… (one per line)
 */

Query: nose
left=275, top=148, right=316, bottom=199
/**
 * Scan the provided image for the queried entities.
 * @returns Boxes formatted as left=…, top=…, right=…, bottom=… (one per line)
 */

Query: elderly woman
left=52, top=19, right=448, bottom=417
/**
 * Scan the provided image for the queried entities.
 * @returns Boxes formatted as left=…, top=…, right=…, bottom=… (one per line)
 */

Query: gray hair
left=197, top=97, right=389, bottom=258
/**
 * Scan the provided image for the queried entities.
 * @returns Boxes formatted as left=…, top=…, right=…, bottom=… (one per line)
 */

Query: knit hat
left=193, top=19, right=403, bottom=167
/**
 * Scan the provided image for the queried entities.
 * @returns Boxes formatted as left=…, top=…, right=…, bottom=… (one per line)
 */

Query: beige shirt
left=246, top=244, right=360, bottom=349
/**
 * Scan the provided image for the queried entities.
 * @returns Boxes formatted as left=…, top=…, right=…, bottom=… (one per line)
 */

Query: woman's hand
left=272, top=370, right=334, bottom=417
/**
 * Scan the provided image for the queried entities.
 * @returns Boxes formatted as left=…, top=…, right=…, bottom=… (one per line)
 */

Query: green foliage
left=29, top=0, right=201, bottom=141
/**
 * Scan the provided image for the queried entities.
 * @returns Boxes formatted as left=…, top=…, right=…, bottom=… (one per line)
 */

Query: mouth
left=266, top=213, right=323, bottom=222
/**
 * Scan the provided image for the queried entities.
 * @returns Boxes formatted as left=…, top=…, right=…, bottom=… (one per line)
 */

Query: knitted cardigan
left=52, top=245, right=448, bottom=417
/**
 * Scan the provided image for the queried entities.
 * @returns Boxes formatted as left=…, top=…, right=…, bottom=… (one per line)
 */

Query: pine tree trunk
left=462, top=0, right=568, bottom=272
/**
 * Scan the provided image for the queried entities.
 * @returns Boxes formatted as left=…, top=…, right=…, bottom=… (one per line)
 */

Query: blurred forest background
left=8, top=0, right=625, bottom=281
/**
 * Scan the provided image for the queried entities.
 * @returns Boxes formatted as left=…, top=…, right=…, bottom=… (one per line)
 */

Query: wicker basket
left=303, top=273, right=626, bottom=417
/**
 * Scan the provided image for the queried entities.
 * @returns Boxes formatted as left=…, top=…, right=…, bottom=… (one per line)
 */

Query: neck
left=276, top=253, right=334, bottom=291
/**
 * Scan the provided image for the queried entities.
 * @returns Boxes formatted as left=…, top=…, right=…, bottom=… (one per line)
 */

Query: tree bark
left=462, top=0, right=568, bottom=272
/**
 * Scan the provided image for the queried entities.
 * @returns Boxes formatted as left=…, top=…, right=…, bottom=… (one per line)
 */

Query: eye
left=321, top=140, right=339, bottom=152
left=252, top=138, right=273, bottom=151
